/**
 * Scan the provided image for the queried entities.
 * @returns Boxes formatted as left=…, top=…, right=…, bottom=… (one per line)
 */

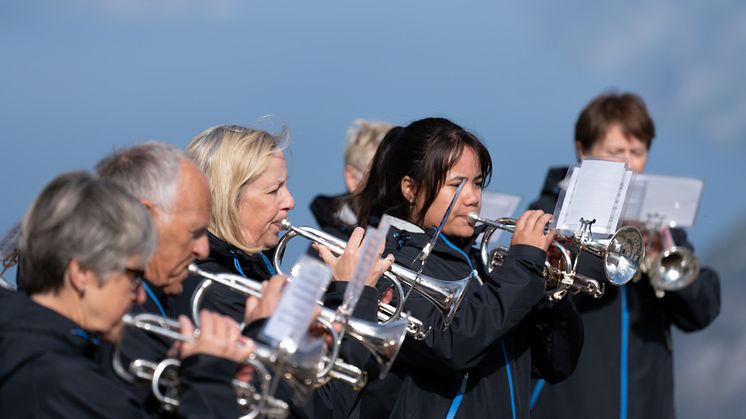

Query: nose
left=461, top=183, right=480, bottom=207
left=282, top=187, right=295, bottom=212
left=193, top=234, right=210, bottom=260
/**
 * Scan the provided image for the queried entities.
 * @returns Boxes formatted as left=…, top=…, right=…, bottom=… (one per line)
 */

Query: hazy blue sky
left=2, top=1, right=745, bottom=416
left=3, top=1, right=745, bottom=255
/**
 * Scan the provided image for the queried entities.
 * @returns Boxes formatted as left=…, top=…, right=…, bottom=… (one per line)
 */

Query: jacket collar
left=384, top=216, right=477, bottom=262
left=540, top=166, right=571, bottom=198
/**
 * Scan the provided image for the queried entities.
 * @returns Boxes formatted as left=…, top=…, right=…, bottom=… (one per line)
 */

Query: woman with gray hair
left=0, top=171, right=250, bottom=418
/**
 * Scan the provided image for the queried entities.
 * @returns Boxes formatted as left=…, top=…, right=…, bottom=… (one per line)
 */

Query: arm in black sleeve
left=529, top=297, right=584, bottom=383
left=37, top=364, right=151, bottom=419
left=199, top=283, right=247, bottom=325
left=660, top=228, right=721, bottom=332
left=396, top=245, right=547, bottom=374
left=323, top=282, right=380, bottom=322
left=177, top=354, right=242, bottom=418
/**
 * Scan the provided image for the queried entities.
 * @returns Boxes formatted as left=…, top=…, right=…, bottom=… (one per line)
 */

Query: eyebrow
left=448, top=175, right=481, bottom=182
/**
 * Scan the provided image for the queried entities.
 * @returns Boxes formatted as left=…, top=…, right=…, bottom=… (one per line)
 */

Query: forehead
left=254, top=152, right=288, bottom=183
left=447, top=146, right=481, bottom=176
left=597, top=125, right=647, bottom=149
left=171, top=161, right=211, bottom=221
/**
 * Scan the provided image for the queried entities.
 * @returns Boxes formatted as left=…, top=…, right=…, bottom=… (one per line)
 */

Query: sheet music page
left=341, top=217, right=391, bottom=314
left=552, top=159, right=631, bottom=237
left=260, top=255, right=332, bottom=350
left=476, top=191, right=521, bottom=246
left=608, top=169, right=634, bottom=231
left=622, top=174, right=704, bottom=227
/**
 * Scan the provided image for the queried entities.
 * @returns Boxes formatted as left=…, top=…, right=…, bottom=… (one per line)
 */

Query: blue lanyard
left=501, top=341, right=517, bottom=419
left=438, top=233, right=475, bottom=272
left=259, top=252, right=277, bottom=275
left=231, top=251, right=276, bottom=278
left=620, top=285, right=630, bottom=419
left=445, top=373, right=469, bottom=419
left=143, top=282, right=167, bottom=318
left=70, top=328, right=101, bottom=346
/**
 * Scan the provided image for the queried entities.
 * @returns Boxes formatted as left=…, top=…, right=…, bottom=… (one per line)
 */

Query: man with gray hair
left=96, top=142, right=248, bottom=416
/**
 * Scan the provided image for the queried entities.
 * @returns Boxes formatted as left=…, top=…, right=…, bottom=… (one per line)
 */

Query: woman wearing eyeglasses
left=0, top=172, right=251, bottom=418
left=347, top=117, right=583, bottom=419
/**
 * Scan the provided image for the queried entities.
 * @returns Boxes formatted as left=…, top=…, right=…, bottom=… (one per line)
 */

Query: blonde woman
left=181, top=124, right=393, bottom=418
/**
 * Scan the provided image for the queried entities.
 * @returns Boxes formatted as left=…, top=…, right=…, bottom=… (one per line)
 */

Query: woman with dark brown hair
left=348, top=117, right=583, bottom=419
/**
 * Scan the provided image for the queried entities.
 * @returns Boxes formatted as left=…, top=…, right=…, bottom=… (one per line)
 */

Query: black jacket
left=175, top=232, right=381, bottom=419
left=96, top=278, right=243, bottom=418
left=310, top=193, right=358, bottom=242
left=0, top=289, right=238, bottom=418
left=177, top=232, right=277, bottom=325
left=529, top=167, right=721, bottom=419
left=350, top=218, right=583, bottom=419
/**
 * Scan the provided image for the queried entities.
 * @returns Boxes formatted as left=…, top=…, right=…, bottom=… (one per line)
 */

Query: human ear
left=67, top=259, right=96, bottom=297
left=400, top=176, right=417, bottom=204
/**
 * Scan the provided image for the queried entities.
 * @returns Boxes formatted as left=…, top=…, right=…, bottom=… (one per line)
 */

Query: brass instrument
left=640, top=221, right=700, bottom=295
left=470, top=213, right=644, bottom=301
left=114, top=313, right=289, bottom=418
left=189, top=264, right=405, bottom=380
left=273, top=219, right=470, bottom=330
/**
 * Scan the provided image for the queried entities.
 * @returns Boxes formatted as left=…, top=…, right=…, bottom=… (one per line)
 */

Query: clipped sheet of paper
left=476, top=191, right=521, bottom=246
left=260, top=255, right=332, bottom=350
left=622, top=174, right=704, bottom=227
left=340, top=215, right=392, bottom=315
left=551, top=159, right=632, bottom=237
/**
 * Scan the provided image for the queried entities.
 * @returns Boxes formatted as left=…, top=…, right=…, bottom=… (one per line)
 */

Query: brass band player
left=0, top=172, right=248, bottom=418
left=528, top=92, right=721, bottom=419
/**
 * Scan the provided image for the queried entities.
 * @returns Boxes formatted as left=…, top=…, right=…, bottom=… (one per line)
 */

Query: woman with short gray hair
left=0, top=171, right=251, bottom=418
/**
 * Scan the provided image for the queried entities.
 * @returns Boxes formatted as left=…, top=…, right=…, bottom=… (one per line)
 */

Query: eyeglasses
left=123, top=267, right=145, bottom=290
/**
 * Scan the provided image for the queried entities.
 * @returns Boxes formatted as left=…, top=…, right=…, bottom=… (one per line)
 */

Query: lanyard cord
left=143, top=282, right=167, bottom=318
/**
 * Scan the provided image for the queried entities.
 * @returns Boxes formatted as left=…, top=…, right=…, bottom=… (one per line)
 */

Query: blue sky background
left=2, top=1, right=745, bottom=415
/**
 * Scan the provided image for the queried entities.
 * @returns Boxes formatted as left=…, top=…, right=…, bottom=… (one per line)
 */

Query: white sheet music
left=622, top=174, right=704, bottom=227
left=477, top=191, right=521, bottom=246
left=551, top=159, right=633, bottom=237
left=260, top=255, right=332, bottom=350
left=341, top=216, right=392, bottom=314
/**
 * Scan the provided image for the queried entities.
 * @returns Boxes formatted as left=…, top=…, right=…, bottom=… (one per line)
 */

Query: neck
left=32, top=289, right=87, bottom=329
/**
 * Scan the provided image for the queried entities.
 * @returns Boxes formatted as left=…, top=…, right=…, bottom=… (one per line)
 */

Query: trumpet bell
left=648, top=246, right=700, bottom=291
left=346, top=314, right=408, bottom=379
left=603, top=225, right=645, bottom=286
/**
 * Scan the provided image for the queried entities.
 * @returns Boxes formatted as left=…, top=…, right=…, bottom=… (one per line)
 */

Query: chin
left=263, top=235, right=280, bottom=249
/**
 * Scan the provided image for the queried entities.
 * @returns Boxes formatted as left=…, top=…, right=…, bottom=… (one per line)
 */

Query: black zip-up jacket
left=0, top=289, right=239, bottom=418
left=177, top=232, right=277, bottom=324
left=309, top=193, right=358, bottom=242
left=529, top=166, right=721, bottom=419
left=174, top=232, right=381, bottom=419
left=96, top=276, right=243, bottom=418
left=349, top=217, right=583, bottom=419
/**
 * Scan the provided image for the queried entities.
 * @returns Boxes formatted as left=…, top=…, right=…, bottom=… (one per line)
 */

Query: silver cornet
left=469, top=213, right=645, bottom=301
left=273, top=219, right=470, bottom=330
left=640, top=222, right=700, bottom=295
left=114, top=313, right=289, bottom=418
left=188, top=264, right=405, bottom=380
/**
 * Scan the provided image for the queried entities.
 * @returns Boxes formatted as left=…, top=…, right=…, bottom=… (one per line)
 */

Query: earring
left=78, top=288, right=85, bottom=297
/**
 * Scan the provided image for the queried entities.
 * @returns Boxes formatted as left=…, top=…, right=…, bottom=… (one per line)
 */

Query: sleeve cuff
left=507, top=244, right=547, bottom=267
